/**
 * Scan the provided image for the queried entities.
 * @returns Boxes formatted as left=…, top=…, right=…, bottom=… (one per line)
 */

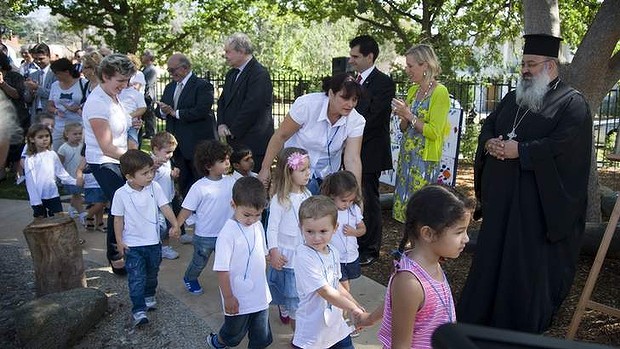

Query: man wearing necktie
left=217, top=33, right=273, bottom=172
left=24, top=43, right=57, bottom=124
left=348, top=35, right=395, bottom=266
left=158, top=53, right=216, bottom=196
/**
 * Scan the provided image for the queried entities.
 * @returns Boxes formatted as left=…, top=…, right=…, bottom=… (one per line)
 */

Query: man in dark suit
left=349, top=35, right=395, bottom=266
left=141, top=50, right=158, bottom=139
left=217, top=33, right=273, bottom=171
left=159, top=53, right=216, bottom=196
left=24, top=43, right=57, bottom=123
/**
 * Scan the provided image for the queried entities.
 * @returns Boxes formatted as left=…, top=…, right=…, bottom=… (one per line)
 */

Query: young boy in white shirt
left=177, top=140, right=236, bottom=295
left=111, top=150, right=180, bottom=327
left=206, top=176, right=272, bottom=349
left=293, top=195, right=365, bottom=349
left=150, top=131, right=182, bottom=260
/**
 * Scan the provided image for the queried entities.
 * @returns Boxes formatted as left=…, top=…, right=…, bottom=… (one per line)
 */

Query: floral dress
left=392, top=97, right=441, bottom=223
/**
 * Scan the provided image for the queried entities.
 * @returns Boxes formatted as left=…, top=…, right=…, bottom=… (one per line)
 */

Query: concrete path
left=0, top=198, right=385, bottom=348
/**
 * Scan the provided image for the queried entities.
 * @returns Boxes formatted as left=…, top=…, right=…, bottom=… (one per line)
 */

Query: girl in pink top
left=356, top=184, right=474, bottom=348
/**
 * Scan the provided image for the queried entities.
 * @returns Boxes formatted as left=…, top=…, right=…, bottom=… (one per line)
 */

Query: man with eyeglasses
left=158, top=53, right=216, bottom=197
left=458, top=34, right=592, bottom=333
left=24, top=43, right=56, bottom=123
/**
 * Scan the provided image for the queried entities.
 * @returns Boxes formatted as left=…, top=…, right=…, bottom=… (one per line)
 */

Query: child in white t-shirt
left=23, top=124, right=76, bottom=217
left=150, top=131, right=182, bottom=260
left=176, top=140, right=236, bottom=295
left=293, top=196, right=365, bottom=349
left=230, top=146, right=257, bottom=181
left=118, top=81, right=146, bottom=149
left=111, top=150, right=179, bottom=327
left=206, top=177, right=272, bottom=349
left=57, top=122, right=87, bottom=222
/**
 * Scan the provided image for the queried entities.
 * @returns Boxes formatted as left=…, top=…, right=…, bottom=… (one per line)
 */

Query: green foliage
left=459, top=121, right=480, bottom=163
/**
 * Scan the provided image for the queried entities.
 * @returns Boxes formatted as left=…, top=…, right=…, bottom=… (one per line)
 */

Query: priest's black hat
left=522, top=34, right=562, bottom=58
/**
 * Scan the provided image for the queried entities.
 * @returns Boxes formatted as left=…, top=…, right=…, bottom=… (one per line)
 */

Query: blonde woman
left=391, top=44, right=451, bottom=223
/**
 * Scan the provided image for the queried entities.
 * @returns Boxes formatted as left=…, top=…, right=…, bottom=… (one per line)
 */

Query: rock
left=14, top=287, right=107, bottom=349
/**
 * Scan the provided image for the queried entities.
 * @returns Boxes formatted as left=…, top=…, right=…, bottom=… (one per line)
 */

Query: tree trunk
left=524, top=0, right=620, bottom=223
left=23, top=216, right=86, bottom=297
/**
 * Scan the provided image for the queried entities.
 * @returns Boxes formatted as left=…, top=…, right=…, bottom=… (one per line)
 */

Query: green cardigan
left=405, top=83, right=451, bottom=161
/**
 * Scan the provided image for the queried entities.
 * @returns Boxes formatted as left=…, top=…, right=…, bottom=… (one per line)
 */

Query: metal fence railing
left=151, top=71, right=619, bottom=167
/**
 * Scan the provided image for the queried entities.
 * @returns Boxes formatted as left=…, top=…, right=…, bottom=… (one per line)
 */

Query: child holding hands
left=293, top=195, right=365, bottom=349
left=206, top=177, right=272, bottom=349
left=111, top=149, right=180, bottom=327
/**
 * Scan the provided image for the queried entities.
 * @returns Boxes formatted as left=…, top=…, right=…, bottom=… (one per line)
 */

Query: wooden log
left=23, top=215, right=86, bottom=297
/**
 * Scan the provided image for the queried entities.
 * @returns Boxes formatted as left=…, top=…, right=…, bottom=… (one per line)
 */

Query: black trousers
left=176, top=154, right=199, bottom=198
left=357, top=171, right=382, bottom=258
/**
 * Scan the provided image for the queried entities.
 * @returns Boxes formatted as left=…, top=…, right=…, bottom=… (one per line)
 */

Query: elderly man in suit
left=349, top=35, right=396, bottom=266
left=217, top=33, right=273, bottom=171
left=159, top=53, right=216, bottom=196
left=24, top=43, right=57, bottom=123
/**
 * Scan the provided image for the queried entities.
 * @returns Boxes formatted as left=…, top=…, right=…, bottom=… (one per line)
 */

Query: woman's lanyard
left=236, top=221, right=256, bottom=280
left=311, top=245, right=338, bottom=309
left=325, top=125, right=341, bottom=172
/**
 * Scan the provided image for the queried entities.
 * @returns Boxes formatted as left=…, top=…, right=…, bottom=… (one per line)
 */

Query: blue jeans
left=90, top=162, right=125, bottom=262
left=125, top=244, right=162, bottom=314
left=184, top=236, right=217, bottom=281
left=218, top=308, right=272, bottom=348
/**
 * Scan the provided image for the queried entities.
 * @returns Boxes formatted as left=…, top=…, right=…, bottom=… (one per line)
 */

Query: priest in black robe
left=457, top=34, right=592, bottom=333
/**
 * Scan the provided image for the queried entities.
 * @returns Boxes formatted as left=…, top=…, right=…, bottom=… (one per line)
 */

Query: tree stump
left=23, top=215, right=86, bottom=296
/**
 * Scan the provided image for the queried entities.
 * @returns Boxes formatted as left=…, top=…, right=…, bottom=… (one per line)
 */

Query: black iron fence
left=152, top=71, right=620, bottom=167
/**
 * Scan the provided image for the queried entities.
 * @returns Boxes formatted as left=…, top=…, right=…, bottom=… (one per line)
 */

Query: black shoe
left=359, top=255, right=376, bottom=266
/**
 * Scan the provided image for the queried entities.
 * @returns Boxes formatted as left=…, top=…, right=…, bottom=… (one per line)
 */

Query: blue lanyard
left=236, top=221, right=256, bottom=280
left=310, top=245, right=338, bottom=309
left=326, top=125, right=341, bottom=172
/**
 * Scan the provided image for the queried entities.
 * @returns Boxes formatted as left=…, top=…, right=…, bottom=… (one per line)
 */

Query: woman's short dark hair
left=50, top=58, right=80, bottom=78
left=321, top=72, right=362, bottom=100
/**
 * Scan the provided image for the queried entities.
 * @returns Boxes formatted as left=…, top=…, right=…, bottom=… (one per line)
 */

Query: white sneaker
left=68, top=207, right=78, bottom=218
left=161, top=245, right=179, bottom=260
left=78, top=212, right=88, bottom=226
left=179, top=234, right=193, bottom=245
left=132, top=311, right=149, bottom=327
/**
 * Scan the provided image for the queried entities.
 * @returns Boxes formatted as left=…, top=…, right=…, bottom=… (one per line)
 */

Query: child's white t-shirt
left=111, top=181, right=169, bottom=247
left=24, top=150, right=77, bottom=205
left=213, top=218, right=271, bottom=315
left=83, top=173, right=100, bottom=189
left=266, top=191, right=311, bottom=269
left=231, top=170, right=257, bottom=181
left=181, top=176, right=236, bottom=237
left=153, top=159, right=175, bottom=201
left=293, top=244, right=352, bottom=349
left=332, top=204, right=364, bottom=263
left=57, top=142, right=83, bottom=177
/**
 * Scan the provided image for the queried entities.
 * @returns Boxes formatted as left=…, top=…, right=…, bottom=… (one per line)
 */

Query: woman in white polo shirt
left=258, top=73, right=365, bottom=194
left=82, top=53, right=137, bottom=275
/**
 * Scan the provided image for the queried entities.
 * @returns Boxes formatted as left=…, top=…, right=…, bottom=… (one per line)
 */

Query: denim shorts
left=84, top=187, right=107, bottom=204
left=267, top=266, right=299, bottom=315
left=64, top=184, right=83, bottom=195
left=340, top=257, right=361, bottom=281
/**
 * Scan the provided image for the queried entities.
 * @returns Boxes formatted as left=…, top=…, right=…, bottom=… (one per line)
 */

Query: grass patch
left=0, top=171, right=29, bottom=200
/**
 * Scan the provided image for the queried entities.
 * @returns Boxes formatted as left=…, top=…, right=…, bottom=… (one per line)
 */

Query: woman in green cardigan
left=391, top=44, right=451, bottom=222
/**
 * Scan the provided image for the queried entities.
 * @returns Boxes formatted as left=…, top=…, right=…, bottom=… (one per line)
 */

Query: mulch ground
left=363, top=163, right=620, bottom=346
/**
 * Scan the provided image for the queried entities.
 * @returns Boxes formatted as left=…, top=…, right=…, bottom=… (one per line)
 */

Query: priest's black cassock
left=457, top=78, right=592, bottom=333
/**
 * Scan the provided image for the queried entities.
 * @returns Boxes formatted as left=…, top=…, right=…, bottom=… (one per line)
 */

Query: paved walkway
left=0, top=198, right=385, bottom=348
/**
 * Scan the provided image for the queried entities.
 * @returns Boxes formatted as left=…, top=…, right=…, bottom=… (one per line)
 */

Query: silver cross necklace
left=507, top=106, right=530, bottom=140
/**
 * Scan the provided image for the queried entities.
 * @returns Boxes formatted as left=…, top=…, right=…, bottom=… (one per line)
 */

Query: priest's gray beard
left=516, top=68, right=552, bottom=113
